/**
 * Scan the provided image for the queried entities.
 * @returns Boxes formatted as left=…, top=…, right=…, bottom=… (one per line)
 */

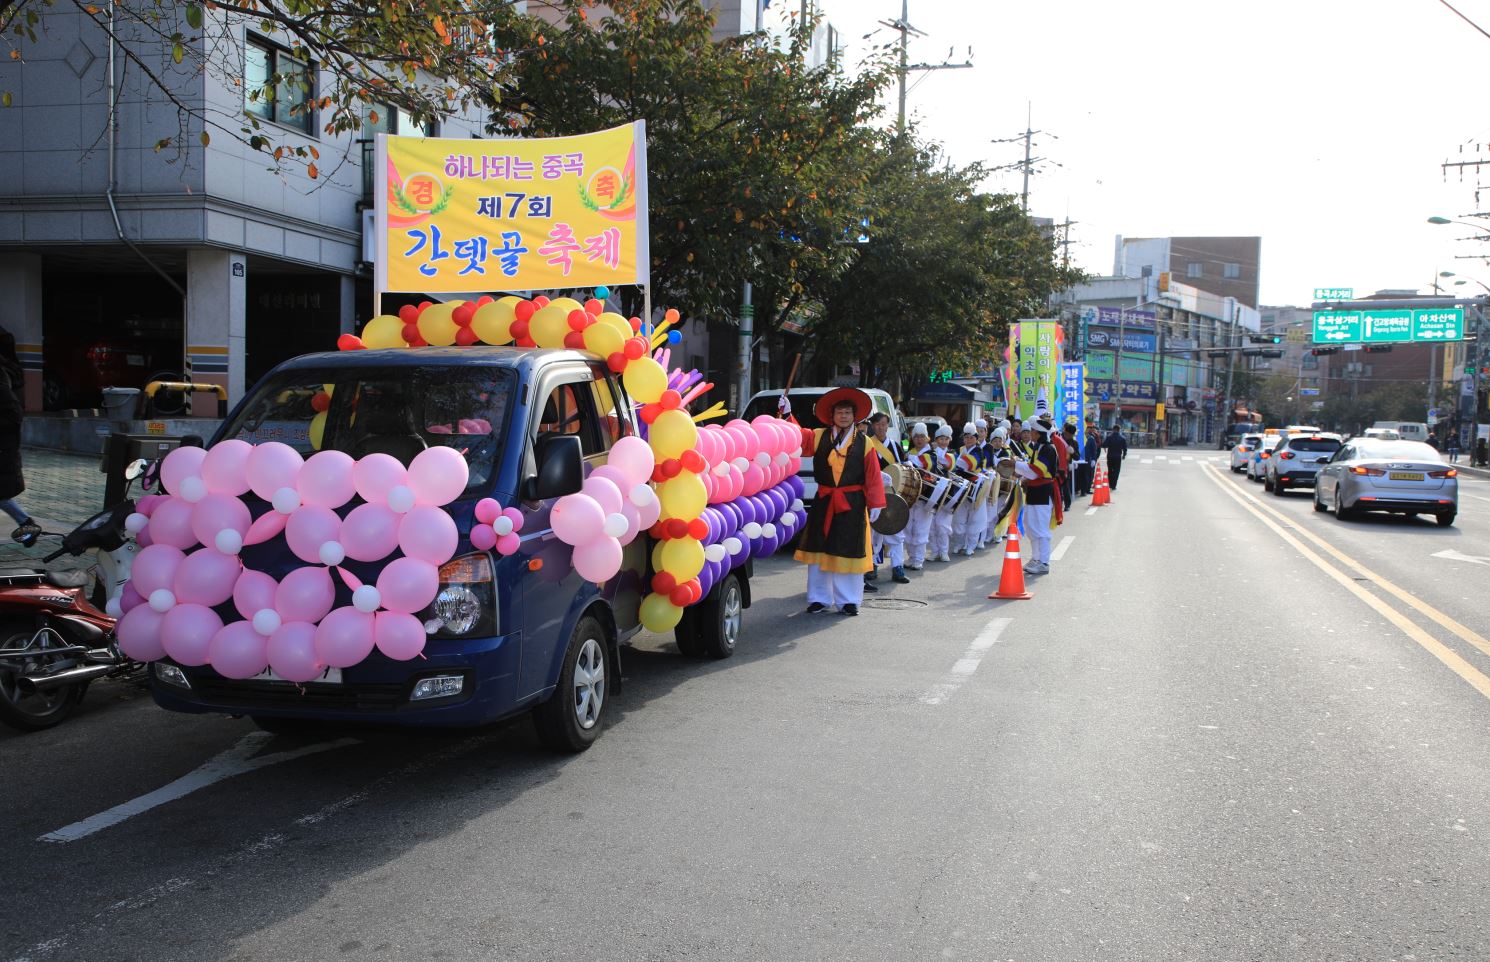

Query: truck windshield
left=223, top=365, right=515, bottom=493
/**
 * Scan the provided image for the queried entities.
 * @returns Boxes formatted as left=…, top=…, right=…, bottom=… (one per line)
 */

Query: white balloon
left=272, top=486, right=301, bottom=515
left=252, top=608, right=282, bottom=636
left=105, top=596, right=123, bottom=618
left=791, top=499, right=805, bottom=512
left=318, top=540, right=346, bottom=567
left=712, top=462, right=730, bottom=478
left=704, top=543, right=727, bottom=563
left=776, top=452, right=790, bottom=466
left=179, top=476, right=207, bottom=504
left=352, top=584, right=382, bottom=613
left=602, top=513, right=629, bottom=539
left=125, top=512, right=149, bottom=534
left=743, top=522, right=762, bottom=539
left=762, top=523, right=777, bottom=539
left=732, top=457, right=750, bottom=473
left=148, top=589, right=176, bottom=613
left=491, top=516, right=514, bottom=537
left=755, top=451, right=771, bottom=467
left=724, top=537, right=743, bottom=555
left=387, top=484, right=416, bottom=514
left=781, top=512, right=797, bottom=527
left=214, top=529, right=243, bottom=555
left=629, top=483, right=657, bottom=506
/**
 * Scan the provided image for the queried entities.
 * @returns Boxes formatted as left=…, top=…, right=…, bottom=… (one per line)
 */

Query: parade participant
left=1021, top=416, right=1063, bottom=575
left=952, top=423, right=985, bottom=556
left=927, top=423, right=957, bottom=563
left=864, top=412, right=910, bottom=586
left=1076, top=422, right=1098, bottom=496
left=904, top=423, right=934, bottom=570
left=1060, top=418, right=1080, bottom=504
left=1049, top=418, right=1072, bottom=508
left=779, top=389, right=886, bottom=616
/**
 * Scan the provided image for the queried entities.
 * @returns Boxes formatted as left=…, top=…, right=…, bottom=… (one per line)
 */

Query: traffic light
left=1250, top=334, right=1283, bottom=345
left=1364, top=345, right=1393, bottom=354
left=1258, top=349, right=1285, bottom=358
left=1311, top=346, right=1340, bottom=356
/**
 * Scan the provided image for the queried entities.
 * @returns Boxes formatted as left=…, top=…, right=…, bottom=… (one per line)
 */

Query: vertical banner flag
left=376, top=122, right=649, bottom=294
left=1059, top=362, right=1085, bottom=453
left=1012, top=320, right=1060, bottom=420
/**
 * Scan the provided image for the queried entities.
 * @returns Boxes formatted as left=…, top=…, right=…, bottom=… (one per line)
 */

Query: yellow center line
left=1200, top=464, right=1490, bottom=701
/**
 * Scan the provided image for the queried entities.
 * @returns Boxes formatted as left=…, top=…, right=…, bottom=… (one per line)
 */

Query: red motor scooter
left=0, top=462, right=150, bottom=732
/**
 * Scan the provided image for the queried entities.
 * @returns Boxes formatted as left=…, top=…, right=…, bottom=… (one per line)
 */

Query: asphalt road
left=6, top=453, right=1490, bottom=962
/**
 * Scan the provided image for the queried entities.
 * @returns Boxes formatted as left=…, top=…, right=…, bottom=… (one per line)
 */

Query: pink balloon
left=243, top=511, right=287, bottom=546
left=550, top=493, right=605, bottom=547
left=495, top=532, right=521, bottom=556
left=209, top=620, right=269, bottom=679
left=148, top=497, right=198, bottom=550
left=275, top=566, right=336, bottom=623
left=116, top=605, right=167, bottom=662
left=172, top=548, right=241, bottom=607
left=136, top=494, right=165, bottom=517
left=190, top=494, right=253, bottom=547
left=470, top=525, right=496, bottom=551
left=398, top=505, right=459, bottom=565
left=502, top=507, right=524, bottom=532
left=572, top=536, right=623, bottom=582
left=285, top=505, right=342, bottom=564
left=233, top=568, right=279, bottom=620
left=266, top=621, right=321, bottom=683
left=134, top=527, right=154, bottom=548
left=607, top=436, right=656, bottom=487
left=314, top=607, right=375, bottom=669
left=474, top=498, right=501, bottom=525
left=353, top=453, right=409, bottom=505
left=342, top=503, right=401, bottom=562
left=618, top=500, right=642, bottom=545
left=376, top=557, right=439, bottom=614
left=120, top=581, right=145, bottom=614
left=159, top=446, right=207, bottom=497
left=636, top=491, right=661, bottom=530
left=694, top=428, right=718, bottom=469
left=200, top=440, right=253, bottom=496
left=407, top=446, right=469, bottom=506
left=131, top=543, right=186, bottom=596
left=588, top=465, right=633, bottom=500
left=298, top=450, right=357, bottom=509
left=374, top=611, right=426, bottom=661
left=717, top=426, right=738, bottom=463
left=161, top=603, right=223, bottom=666
left=582, top=475, right=624, bottom=517
left=246, top=442, right=305, bottom=501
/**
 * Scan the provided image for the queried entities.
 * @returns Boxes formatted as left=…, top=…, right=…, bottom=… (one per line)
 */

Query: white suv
left=1265, top=432, right=1344, bottom=495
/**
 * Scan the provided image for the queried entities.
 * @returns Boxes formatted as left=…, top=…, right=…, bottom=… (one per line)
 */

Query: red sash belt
left=816, top=483, right=864, bottom=535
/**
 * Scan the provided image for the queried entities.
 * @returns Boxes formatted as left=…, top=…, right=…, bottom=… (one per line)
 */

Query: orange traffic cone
left=1093, top=462, right=1110, bottom=506
left=988, top=517, right=1033, bottom=600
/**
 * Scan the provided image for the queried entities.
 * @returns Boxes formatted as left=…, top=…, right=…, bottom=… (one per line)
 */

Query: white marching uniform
left=904, top=444, right=934, bottom=568
left=870, top=469, right=905, bottom=570
left=928, top=446, right=955, bottom=561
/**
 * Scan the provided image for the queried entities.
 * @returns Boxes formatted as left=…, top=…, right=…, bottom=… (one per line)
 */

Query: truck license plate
left=253, top=667, right=343, bottom=685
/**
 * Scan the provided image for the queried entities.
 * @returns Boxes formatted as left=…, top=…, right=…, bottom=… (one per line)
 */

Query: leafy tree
left=0, top=0, right=518, bottom=174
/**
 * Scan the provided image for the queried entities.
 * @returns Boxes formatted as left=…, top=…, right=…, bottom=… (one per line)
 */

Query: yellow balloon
left=361, top=314, right=406, bottom=350
left=308, top=410, right=326, bottom=450
left=581, top=321, right=625, bottom=358
left=529, top=303, right=571, bottom=349
left=548, top=297, right=584, bottom=315
left=659, top=537, right=705, bottom=581
left=650, top=409, right=699, bottom=460
left=622, top=357, right=667, bottom=404
left=418, top=301, right=461, bottom=346
left=471, top=296, right=519, bottom=345
left=651, top=540, right=666, bottom=572
left=597, top=311, right=634, bottom=341
left=640, top=592, right=684, bottom=632
left=657, top=473, right=706, bottom=521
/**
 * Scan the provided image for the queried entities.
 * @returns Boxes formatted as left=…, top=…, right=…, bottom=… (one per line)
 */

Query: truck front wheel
left=533, top=615, right=608, bottom=752
left=694, top=573, right=743, bottom=660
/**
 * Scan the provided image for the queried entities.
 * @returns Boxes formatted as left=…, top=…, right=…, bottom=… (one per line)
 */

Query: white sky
left=821, top=0, right=1490, bottom=306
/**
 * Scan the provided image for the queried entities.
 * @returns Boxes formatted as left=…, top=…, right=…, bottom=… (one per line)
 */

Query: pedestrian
left=1103, top=424, right=1128, bottom=492
left=904, top=423, right=934, bottom=570
left=863, top=412, right=909, bottom=587
left=0, top=326, right=39, bottom=546
left=781, top=388, right=886, bottom=617
left=1476, top=436, right=1489, bottom=468
left=1021, top=416, right=1063, bottom=575
left=1446, top=432, right=1461, bottom=464
left=1426, top=431, right=1440, bottom=451
left=1076, top=426, right=1099, bottom=496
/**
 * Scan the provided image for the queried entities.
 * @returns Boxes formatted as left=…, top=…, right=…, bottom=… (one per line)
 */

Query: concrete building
left=1115, top=235, right=1262, bottom=309
left=1258, top=305, right=1327, bottom=410
left=0, top=8, right=489, bottom=421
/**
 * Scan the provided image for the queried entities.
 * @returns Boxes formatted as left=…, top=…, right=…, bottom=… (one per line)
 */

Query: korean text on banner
left=1012, top=321, right=1060, bottom=420
left=1059, top=362, right=1085, bottom=452
left=375, top=122, right=649, bottom=294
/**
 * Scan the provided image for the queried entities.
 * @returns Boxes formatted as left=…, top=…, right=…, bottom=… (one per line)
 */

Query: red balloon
left=623, top=338, right=646, bottom=360
left=652, top=572, right=676, bottom=594
left=567, top=309, right=589, bottom=332
left=510, top=319, right=530, bottom=340
left=456, top=327, right=480, bottom=346
left=398, top=304, right=419, bottom=324
left=660, top=459, right=682, bottom=479
left=687, top=518, right=708, bottom=540
left=670, top=584, right=692, bottom=607
left=532, top=295, right=551, bottom=308
left=640, top=403, right=661, bottom=424
left=629, top=316, right=642, bottom=332
left=563, top=331, right=585, bottom=349
left=665, top=518, right=689, bottom=540
left=516, top=336, right=536, bottom=348
left=337, top=334, right=364, bottom=351
left=401, top=323, right=421, bottom=343
left=310, top=392, right=330, bottom=413
left=660, top=389, right=682, bottom=410
left=478, top=295, right=494, bottom=306
left=583, top=298, right=603, bottom=315
left=680, top=450, right=706, bottom=474
left=514, top=300, right=536, bottom=322
left=649, top=521, right=667, bottom=540
left=452, top=303, right=476, bottom=326
left=607, top=352, right=627, bottom=373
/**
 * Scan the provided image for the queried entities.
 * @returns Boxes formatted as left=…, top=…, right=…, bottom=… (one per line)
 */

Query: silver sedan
left=1313, top=438, right=1459, bottom=527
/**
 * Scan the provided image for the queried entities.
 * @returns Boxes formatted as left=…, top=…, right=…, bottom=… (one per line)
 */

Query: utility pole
left=881, top=2, right=972, bottom=136
left=991, top=105, right=1059, bottom=214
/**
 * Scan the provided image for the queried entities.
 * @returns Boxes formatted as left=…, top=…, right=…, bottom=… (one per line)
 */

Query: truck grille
left=188, top=678, right=407, bottom=712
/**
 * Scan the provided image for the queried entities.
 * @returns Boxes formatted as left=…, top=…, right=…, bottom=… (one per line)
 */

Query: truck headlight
left=424, top=553, right=496, bottom=638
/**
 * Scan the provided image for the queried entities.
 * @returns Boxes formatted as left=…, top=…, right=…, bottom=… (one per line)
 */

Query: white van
left=1371, top=421, right=1429, bottom=443
left=743, top=387, right=901, bottom=501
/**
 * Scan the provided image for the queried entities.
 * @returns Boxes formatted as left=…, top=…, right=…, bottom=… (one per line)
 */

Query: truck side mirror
left=525, top=434, right=583, bottom=502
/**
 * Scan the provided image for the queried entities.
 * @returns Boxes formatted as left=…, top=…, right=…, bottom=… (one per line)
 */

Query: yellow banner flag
left=375, top=122, right=649, bottom=294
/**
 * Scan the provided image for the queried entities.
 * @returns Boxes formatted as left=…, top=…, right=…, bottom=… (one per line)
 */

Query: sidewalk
left=0, top=447, right=108, bottom=573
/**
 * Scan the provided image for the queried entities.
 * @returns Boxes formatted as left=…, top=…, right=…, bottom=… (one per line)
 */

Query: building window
left=245, top=36, right=314, bottom=133
left=1223, top=262, right=1241, bottom=279
left=1186, top=262, right=1203, bottom=278
left=364, top=103, right=438, bottom=137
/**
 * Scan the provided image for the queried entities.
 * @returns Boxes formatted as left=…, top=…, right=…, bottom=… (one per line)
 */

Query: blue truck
left=149, top=346, right=752, bottom=751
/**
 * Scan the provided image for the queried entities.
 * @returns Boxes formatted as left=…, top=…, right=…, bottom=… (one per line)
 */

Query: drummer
left=952, top=422, right=986, bottom=556
left=904, top=422, right=934, bottom=571
left=863, top=412, right=910, bottom=587
left=984, top=426, right=1014, bottom=546
left=927, top=423, right=957, bottom=563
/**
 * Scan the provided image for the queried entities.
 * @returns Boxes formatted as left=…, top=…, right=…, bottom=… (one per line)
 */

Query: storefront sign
left=1087, top=379, right=1157, bottom=405
left=376, top=123, right=649, bottom=293
left=1078, top=306, right=1156, bottom=331
left=1086, top=328, right=1157, bottom=353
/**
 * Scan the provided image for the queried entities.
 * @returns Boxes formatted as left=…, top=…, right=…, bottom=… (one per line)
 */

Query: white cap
left=999, top=419, right=1012, bottom=432
left=911, top=422, right=929, bottom=439
left=993, top=427, right=1008, bottom=440
left=935, top=424, right=954, bottom=439
left=962, top=422, right=977, bottom=435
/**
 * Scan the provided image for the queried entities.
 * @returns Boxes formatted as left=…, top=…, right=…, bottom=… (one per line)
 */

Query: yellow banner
left=376, top=122, right=649, bottom=294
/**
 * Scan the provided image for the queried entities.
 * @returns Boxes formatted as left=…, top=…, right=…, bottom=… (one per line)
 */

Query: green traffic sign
left=1312, top=308, right=1463, bottom=344
left=1313, top=287, right=1353, bottom=300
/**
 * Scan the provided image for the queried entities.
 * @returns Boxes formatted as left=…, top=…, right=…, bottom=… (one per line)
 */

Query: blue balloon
left=594, top=285, right=610, bottom=299
left=667, top=330, right=682, bottom=344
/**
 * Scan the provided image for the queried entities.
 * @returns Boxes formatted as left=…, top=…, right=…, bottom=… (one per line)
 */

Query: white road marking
left=1141, top=459, right=1153, bottom=464
left=38, top=733, right=358, bottom=843
left=1182, top=455, right=1194, bottom=461
left=1051, top=535, right=1074, bottom=561
left=1433, top=549, right=1490, bottom=566
left=1085, top=506, right=1098, bottom=516
left=921, top=617, right=1012, bottom=706
left=1155, top=454, right=1168, bottom=459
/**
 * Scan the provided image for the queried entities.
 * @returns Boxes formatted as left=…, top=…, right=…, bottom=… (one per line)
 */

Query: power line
left=1436, top=0, right=1490, bottom=41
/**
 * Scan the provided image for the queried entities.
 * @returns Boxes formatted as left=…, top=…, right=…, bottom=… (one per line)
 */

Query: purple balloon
left=787, top=475, right=805, bottom=499
left=209, top=620, right=269, bottom=679
left=172, top=548, right=241, bottom=608
left=276, top=566, right=336, bottom=624
left=375, top=557, right=439, bottom=614
left=266, top=621, right=321, bottom=683
left=117, top=605, right=166, bottom=662
left=342, top=503, right=401, bottom=563
left=120, top=582, right=145, bottom=615
left=375, top=611, right=427, bottom=661
left=233, top=568, right=279, bottom=621
left=314, top=607, right=375, bottom=669
left=131, top=543, right=186, bottom=596
left=161, top=603, right=223, bottom=667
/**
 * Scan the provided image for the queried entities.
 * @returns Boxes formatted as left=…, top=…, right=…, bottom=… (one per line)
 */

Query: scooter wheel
left=0, top=619, right=86, bottom=732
